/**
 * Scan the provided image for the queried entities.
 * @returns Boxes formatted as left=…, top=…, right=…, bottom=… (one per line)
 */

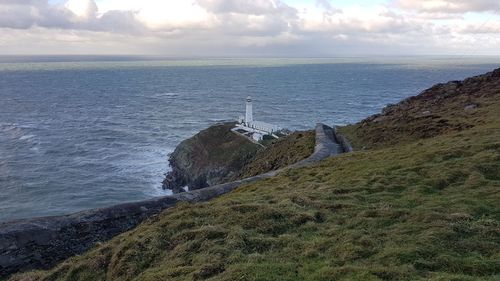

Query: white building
left=246, top=120, right=279, bottom=134
left=246, top=96, right=253, bottom=124
left=233, top=96, right=280, bottom=141
left=244, top=96, right=278, bottom=133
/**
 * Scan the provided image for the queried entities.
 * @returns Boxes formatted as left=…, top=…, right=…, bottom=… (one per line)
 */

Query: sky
left=0, top=0, right=499, bottom=56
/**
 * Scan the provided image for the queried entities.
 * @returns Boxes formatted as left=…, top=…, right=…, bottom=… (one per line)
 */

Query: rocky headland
left=162, top=122, right=316, bottom=193
left=162, top=122, right=260, bottom=193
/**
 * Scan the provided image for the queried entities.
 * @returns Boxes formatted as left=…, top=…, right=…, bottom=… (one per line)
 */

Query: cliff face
left=162, top=123, right=317, bottom=193
left=162, top=122, right=260, bottom=193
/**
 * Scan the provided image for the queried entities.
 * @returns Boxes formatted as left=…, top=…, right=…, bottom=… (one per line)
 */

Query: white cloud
left=133, top=1, right=214, bottom=30
left=0, top=0, right=498, bottom=55
left=65, top=0, right=97, bottom=18
left=197, top=0, right=288, bottom=15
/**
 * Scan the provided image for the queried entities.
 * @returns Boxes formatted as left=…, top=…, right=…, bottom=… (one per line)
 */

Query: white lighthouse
left=234, top=96, right=280, bottom=142
left=245, top=96, right=253, bottom=125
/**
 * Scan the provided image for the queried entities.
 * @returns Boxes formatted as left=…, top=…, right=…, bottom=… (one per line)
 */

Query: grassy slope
left=234, top=130, right=315, bottom=179
left=338, top=68, right=500, bottom=150
left=11, top=71, right=500, bottom=281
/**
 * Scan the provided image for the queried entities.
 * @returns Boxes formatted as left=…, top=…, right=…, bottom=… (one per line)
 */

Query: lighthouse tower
left=245, top=96, right=253, bottom=125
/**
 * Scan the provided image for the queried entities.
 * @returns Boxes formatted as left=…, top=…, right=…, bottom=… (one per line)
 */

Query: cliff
left=9, top=69, right=500, bottom=281
left=162, top=123, right=316, bottom=193
left=162, top=122, right=260, bottom=193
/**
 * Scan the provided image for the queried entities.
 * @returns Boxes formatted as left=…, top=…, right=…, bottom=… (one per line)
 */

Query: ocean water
left=0, top=56, right=499, bottom=222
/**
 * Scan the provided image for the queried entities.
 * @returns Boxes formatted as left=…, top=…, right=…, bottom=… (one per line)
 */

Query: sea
left=1, top=56, right=499, bottom=222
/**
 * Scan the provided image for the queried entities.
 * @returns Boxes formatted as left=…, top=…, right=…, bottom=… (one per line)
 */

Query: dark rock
left=162, top=122, right=260, bottom=193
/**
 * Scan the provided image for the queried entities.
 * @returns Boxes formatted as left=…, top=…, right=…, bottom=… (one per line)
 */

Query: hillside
left=338, top=68, right=500, bottom=150
left=10, top=69, right=500, bottom=281
left=233, top=130, right=315, bottom=180
left=163, top=123, right=315, bottom=193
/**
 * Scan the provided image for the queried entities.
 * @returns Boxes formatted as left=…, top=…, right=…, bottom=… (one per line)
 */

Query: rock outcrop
left=162, top=122, right=260, bottom=193
left=162, top=122, right=318, bottom=194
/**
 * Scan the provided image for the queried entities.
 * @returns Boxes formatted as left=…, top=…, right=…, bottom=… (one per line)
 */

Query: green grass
left=10, top=70, right=500, bottom=281
left=337, top=70, right=500, bottom=150
left=234, top=130, right=315, bottom=179
left=11, top=106, right=500, bottom=281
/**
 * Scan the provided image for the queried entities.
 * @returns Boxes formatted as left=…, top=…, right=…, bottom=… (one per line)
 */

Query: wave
left=146, top=186, right=172, bottom=197
left=0, top=123, right=39, bottom=147
left=0, top=123, right=18, bottom=131
left=19, top=134, right=36, bottom=141
left=207, top=118, right=232, bottom=123
left=151, top=92, right=179, bottom=99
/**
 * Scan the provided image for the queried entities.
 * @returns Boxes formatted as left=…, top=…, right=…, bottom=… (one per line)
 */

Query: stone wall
left=333, top=126, right=354, bottom=152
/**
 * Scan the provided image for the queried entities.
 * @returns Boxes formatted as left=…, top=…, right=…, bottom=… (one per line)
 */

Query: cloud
left=193, top=0, right=298, bottom=37
left=65, top=0, right=97, bottom=18
left=395, top=0, right=500, bottom=14
left=299, top=6, right=424, bottom=36
left=315, top=0, right=342, bottom=15
left=0, top=0, right=499, bottom=55
left=460, top=21, right=500, bottom=34
left=0, top=0, right=147, bottom=33
left=0, top=0, right=72, bottom=29
left=197, top=0, right=294, bottom=15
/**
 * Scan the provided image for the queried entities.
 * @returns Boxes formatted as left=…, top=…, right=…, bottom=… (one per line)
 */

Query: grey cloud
left=195, top=0, right=299, bottom=37
left=213, top=13, right=294, bottom=36
left=298, top=9, right=425, bottom=36
left=0, top=0, right=297, bottom=36
left=460, top=23, right=500, bottom=34
left=1, top=21, right=499, bottom=56
left=0, top=4, right=37, bottom=29
left=196, top=0, right=296, bottom=15
left=0, top=1, right=72, bottom=29
left=0, top=0, right=499, bottom=56
left=395, top=0, right=500, bottom=14
left=0, top=0, right=143, bottom=33
left=0, top=0, right=44, bottom=4
left=96, top=10, right=144, bottom=33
